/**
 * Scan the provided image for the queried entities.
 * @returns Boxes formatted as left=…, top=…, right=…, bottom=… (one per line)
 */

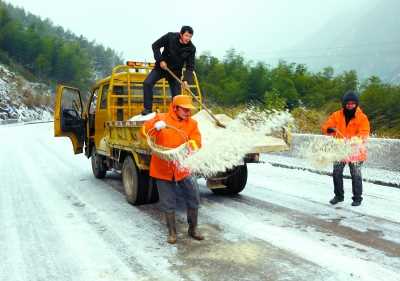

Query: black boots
left=351, top=201, right=362, bottom=207
left=141, top=109, right=153, bottom=115
left=187, top=208, right=204, bottom=241
left=165, top=212, right=177, bottom=244
left=330, top=197, right=362, bottom=206
left=329, top=196, right=344, bottom=205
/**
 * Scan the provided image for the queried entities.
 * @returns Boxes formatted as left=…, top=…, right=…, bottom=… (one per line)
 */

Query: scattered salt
left=180, top=107, right=293, bottom=177
left=298, top=135, right=367, bottom=169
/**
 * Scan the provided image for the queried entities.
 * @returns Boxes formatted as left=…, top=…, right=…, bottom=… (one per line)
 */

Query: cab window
left=100, top=84, right=109, bottom=109
left=61, top=88, right=82, bottom=118
left=89, top=88, right=99, bottom=114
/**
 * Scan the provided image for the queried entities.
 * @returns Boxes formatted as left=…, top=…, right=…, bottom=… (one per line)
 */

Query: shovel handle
left=164, top=67, right=226, bottom=128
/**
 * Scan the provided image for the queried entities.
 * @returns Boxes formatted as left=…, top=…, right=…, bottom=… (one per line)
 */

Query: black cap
left=342, top=91, right=359, bottom=107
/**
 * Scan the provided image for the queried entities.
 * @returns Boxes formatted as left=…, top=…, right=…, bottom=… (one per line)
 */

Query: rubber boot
left=165, top=212, right=177, bottom=244
left=187, top=208, right=204, bottom=240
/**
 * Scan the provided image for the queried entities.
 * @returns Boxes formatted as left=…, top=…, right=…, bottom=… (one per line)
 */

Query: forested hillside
left=0, top=1, right=122, bottom=89
left=0, top=1, right=398, bottom=137
left=196, top=50, right=400, bottom=138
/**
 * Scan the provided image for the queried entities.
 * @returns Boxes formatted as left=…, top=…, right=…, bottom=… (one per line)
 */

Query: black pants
left=333, top=161, right=363, bottom=202
left=143, top=68, right=181, bottom=111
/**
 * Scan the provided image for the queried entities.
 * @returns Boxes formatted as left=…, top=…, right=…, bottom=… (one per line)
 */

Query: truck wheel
left=91, top=148, right=107, bottom=178
left=121, top=155, right=148, bottom=205
left=211, top=164, right=248, bottom=195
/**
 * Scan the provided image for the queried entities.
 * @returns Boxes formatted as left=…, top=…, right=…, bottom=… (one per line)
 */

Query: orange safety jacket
left=322, top=107, right=370, bottom=162
left=143, top=105, right=201, bottom=181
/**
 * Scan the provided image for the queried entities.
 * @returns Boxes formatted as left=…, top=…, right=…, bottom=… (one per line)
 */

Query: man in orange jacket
left=143, top=94, right=204, bottom=244
left=322, top=91, right=370, bottom=206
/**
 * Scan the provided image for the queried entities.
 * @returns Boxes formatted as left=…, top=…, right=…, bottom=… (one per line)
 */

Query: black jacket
left=152, top=32, right=196, bottom=82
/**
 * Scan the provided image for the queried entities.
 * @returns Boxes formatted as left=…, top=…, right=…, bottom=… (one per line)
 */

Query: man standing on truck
left=142, top=26, right=196, bottom=115
left=143, top=94, right=204, bottom=244
left=322, top=91, right=370, bottom=207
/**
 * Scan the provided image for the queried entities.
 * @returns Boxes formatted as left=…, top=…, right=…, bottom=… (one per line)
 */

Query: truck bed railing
left=106, top=62, right=203, bottom=121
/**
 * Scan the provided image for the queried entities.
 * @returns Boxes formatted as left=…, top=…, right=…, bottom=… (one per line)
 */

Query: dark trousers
left=143, top=68, right=181, bottom=111
left=333, top=161, right=363, bottom=202
left=156, top=176, right=200, bottom=213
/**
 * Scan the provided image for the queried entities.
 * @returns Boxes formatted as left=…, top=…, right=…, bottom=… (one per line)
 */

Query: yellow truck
left=54, top=62, right=290, bottom=205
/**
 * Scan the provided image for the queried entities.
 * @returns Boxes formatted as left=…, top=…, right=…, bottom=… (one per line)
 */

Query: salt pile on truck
left=54, top=62, right=291, bottom=205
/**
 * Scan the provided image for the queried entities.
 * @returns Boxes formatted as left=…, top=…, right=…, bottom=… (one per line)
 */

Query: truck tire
left=122, top=155, right=159, bottom=205
left=91, top=148, right=107, bottom=178
left=211, top=164, right=248, bottom=195
left=122, top=155, right=143, bottom=205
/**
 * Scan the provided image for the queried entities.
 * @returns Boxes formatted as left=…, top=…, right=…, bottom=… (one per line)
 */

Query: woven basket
left=146, top=126, right=196, bottom=161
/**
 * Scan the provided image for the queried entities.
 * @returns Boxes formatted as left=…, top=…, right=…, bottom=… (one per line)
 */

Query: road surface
left=1, top=123, right=399, bottom=281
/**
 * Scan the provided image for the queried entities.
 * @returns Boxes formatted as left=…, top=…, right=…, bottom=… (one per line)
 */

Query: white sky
left=7, top=0, right=366, bottom=63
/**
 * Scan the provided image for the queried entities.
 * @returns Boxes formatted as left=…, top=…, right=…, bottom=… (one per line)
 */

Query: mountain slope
left=0, top=1, right=124, bottom=122
left=290, top=0, right=400, bottom=82
left=0, top=64, right=52, bottom=121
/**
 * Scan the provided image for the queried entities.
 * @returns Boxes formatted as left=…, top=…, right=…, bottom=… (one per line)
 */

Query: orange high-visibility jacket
left=143, top=106, right=201, bottom=181
left=321, top=107, right=370, bottom=162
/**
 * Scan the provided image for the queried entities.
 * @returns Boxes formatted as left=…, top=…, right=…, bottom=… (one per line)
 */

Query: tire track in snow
left=29, top=128, right=187, bottom=281
left=6, top=127, right=142, bottom=281
left=197, top=194, right=400, bottom=281
left=29, top=124, right=330, bottom=281
left=0, top=140, right=30, bottom=281
left=218, top=187, right=400, bottom=257
left=37, top=123, right=400, bottom=278
left=245, top=164, right=400, bottom=243
left=4, top=123, right=399, bottom=281
left=10, top=148, right=85, bottom=281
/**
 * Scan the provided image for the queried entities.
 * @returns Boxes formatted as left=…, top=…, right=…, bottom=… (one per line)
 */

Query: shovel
left=165, top=66, right=226, bottom=128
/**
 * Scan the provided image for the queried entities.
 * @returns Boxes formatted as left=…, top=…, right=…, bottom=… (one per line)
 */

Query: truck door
left=94, top=84, right=109, bottom=152
left=84, top=87, right=99, bottom=157
left=54, top=85, right=85, bottom=154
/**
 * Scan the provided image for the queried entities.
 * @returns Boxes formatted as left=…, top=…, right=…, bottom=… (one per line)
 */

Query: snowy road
left=1, top=123, right=399, bottom=281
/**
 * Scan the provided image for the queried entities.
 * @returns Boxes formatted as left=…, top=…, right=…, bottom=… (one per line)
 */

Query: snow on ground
left=196, top=158, right=400, bottom=281
left=263, top=153, right=400, bottom=187
left=0, top=123, right=184, bottom=281
left=1, top=123, right=399, bottom=281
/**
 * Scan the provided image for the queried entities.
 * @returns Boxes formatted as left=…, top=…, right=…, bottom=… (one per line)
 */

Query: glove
left=160, top=61, right=167, bottom=70
left=327, top=127, right=336, bottom=134
left=187, top=140, right=199, bottom=151
left=154, top=120, right=166, bottom=131
left=182, top=80, right=189, bottom=90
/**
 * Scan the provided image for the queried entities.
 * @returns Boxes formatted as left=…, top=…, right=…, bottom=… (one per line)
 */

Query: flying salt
left=298, top=135, right=366, bottom=168
left=181, top=107, right=293, bottom=177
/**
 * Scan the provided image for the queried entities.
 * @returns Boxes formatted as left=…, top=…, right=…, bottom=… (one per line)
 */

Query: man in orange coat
left=322, top=91, right=370, bottom=206
left=143, top=94, right=204, bottom=244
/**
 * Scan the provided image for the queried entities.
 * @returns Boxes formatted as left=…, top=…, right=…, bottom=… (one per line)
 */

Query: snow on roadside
left=262, top=153, right=400, bottom=187
left=0, top=64, right=53, bottom=122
